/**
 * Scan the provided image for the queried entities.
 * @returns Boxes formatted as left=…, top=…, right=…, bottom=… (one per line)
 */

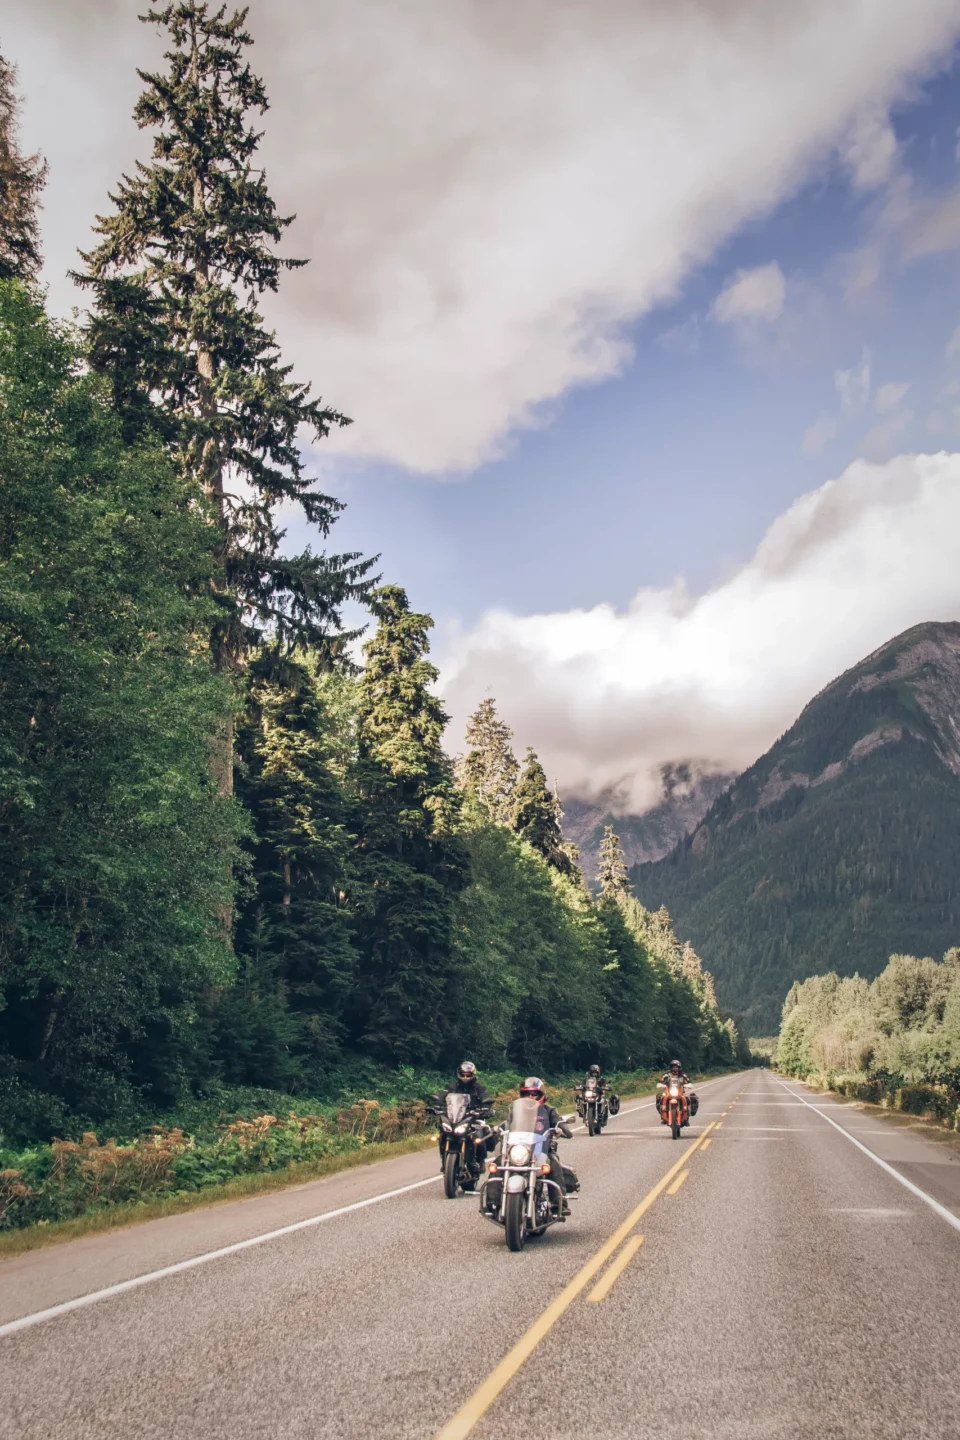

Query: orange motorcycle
left=657, top=1078, right=689, bottom=1139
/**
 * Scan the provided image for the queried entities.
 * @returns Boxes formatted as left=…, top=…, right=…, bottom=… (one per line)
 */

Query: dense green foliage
left=0, top=6, right=743, bottom=1160
left=633, top=622, right=960, bottom=1032
left=776, top=949, right=960, bottom=1129
left=0, top=281, right=238, bottom=1137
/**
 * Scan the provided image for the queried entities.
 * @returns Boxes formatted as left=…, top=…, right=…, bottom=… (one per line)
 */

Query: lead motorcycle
left=479, top=1098, right=578, bottom=1250
left=431, top=1092, right=494, bottom=1198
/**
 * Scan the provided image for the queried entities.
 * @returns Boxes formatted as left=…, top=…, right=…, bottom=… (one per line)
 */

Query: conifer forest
left=0, top=5, right=745, bottom=1155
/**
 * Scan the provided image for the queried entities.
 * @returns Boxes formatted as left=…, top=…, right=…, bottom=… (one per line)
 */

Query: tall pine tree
left=77, top=2, right=371, bottom=795
left=350, top=587, right=467, bottom=1064
left=0, top=53, right=46, bottom=281
left=597, top=825, right=631, bottom=902
left=511, top=748, right=577, bottom=878
left=460, top=697, right=519, bottom=823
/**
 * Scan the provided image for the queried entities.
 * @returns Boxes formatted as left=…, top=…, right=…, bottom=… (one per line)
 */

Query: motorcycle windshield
left=504, top=1097, right=541, bottom=1145
left=584, top=1083, right=598, bottom=1097
left=445, top=1093, right=470, bottom=1124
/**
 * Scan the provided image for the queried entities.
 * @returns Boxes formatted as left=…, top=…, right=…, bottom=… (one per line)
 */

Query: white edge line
left=0, top=1071, right=744, bottom=1341
left=0, top=1174, right=442, bottom=1340
left=774, top=1076, right=960, bottom=1237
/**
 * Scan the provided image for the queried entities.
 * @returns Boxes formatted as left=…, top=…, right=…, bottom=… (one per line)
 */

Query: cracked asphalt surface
left=2, top=1069, right=959, bottom=1439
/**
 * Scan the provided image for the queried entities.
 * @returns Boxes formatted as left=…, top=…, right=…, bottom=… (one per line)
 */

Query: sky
left=8, top=0, right=960, bottom=809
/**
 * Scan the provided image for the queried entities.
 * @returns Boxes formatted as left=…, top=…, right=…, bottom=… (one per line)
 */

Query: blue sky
left=327, top=58, right=960, bottom=628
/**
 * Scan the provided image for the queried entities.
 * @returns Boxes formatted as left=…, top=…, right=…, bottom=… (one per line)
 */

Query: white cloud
left=803, top=414, right=839, bottom=455
left=9, top=0, right=960, bottom=473
left=440, top=452, right=960, bottom=809
left=946, top=324, right=960, bottom=359
left=712, top=263, right=787, bottom=326
left=841, top=107, right=900, bottom=191
left=835, top=350, right=872, bottom=413
left=875, top=380, right=911, bottom=413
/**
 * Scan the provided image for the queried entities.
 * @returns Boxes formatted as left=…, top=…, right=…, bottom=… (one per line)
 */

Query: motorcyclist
left=580, top=1062, right=609, bottom=1092
left=657, top=1059, right=698, bottom=1118
left=519, top=1076, right=575, bottom=1216
left=436, top=1061, right=493, bottom=1171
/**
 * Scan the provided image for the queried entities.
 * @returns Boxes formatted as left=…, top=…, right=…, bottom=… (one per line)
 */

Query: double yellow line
left=435, top=1119, right=716, bottom=1440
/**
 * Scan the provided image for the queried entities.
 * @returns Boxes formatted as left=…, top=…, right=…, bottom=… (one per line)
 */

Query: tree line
left=0, top=4, right=744, bottom=1145
left=777, top=950, right=960, bottom=1104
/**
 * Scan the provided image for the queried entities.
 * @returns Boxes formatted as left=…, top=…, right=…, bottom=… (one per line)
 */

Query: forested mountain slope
left=632, top=622, right=960, bottom=1033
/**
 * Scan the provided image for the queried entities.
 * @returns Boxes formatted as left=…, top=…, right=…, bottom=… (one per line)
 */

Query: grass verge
left=0, top=1132, right=437, bottom=1260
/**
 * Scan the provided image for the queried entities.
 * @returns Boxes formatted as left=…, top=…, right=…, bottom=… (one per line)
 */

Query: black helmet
left=519, top=1076, right=546, bottom=1099
left=669, top=1059, right=682, bottom=1074
left=588, top=1064, right=601, bottom=1075
left=457, top=1060, right=477, bottom=1084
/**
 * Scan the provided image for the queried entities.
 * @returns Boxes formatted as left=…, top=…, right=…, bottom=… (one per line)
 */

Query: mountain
left=563, top=763, right=735, bottom=883
left=631, top=621, right=960, bottom=1035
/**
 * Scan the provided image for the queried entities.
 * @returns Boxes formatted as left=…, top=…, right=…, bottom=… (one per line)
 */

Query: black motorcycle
left=577, top=1077, right=609, bottom=1136
left=431, top=1092, right=493, bottom=1198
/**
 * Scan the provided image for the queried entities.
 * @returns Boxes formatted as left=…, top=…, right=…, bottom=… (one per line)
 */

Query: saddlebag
left=562, top=1165, right=580, bottom=1193
left=608, top=1094, right=620, bottom=1116
left=689, top=1092, right=699, bottom=1116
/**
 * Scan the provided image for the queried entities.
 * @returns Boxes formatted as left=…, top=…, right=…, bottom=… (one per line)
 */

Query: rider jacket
left=661, top=1072, right=690, bottom=1087
left=535, top=1103, right=573, bottom=1142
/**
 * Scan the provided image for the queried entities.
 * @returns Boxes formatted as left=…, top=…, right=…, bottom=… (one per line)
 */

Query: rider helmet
left=588, top=1064, right=601, bottom=1076
left=669, top=1059, right=682, bottom=1075
left=519, top=1076, right=546, bottom=1099
left=457, top=1060, right=478, bottom=1084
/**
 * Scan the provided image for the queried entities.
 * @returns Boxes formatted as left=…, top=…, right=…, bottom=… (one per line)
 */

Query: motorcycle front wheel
left=587, top=1107, right=598, bottom=1136
left=671, top=1120, right=682, bottom=1140
left=505, top=1191, right=527, bottom=1251
left=443, top=1149, right=460, bottom=1198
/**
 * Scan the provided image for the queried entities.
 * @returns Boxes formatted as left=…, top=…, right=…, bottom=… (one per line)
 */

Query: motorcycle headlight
left=669, top=1086, right=680, bottom=1098
left=454, top=1123, right=468, bottom=1135
left=442, top=1122, right=452, bottom=1132
left=508, top=1143, right=532, bottom=1166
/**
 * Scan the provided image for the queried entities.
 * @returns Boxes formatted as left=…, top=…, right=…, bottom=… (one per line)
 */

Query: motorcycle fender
left=506, top=1173, right=526, bottom=1194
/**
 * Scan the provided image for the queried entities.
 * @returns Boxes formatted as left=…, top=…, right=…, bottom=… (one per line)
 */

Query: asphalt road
left=2, top=1069, right=960, bottom=1440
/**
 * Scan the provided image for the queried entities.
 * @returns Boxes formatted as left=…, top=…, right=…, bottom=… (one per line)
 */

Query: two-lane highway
left=2, top=1071, right=959, bottom=1439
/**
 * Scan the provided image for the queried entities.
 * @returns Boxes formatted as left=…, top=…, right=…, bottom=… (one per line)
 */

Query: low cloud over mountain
left=441, top=451, right=960, bottom=809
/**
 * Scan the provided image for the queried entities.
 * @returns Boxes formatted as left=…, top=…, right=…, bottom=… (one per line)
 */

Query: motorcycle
left=657, top=1078, right=690, bottom=1139
left=431, top=1092, right=493, bottom=1198
left=577, top=1078, right=609, bottom=1136
left=479, top=1097, right=578, bottom=1251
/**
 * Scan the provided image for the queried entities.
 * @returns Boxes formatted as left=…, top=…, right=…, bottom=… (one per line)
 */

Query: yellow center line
left=586, top=1235, right=644, bottom=1303
left=666, top=1169, right=689, bottom=1196
left=434, top=1120, right=715, bottom=1440
left=700, top=1138, right=712, bottom=1150
left=715, top=1122, right=723, bottom=1129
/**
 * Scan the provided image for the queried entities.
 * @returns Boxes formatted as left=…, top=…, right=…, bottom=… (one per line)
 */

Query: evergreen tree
left=597, top=824, right=631, bottom=902
left=511, top=748, right=577, bottom=877
left=77, top=2, right=371, bottom=794
left=0, top=53, right=46, bottom=281
left=350, top=586, right=467, bottom=1064
left=226, top=661, right=359, bottom=1086
left=460, top=697, right=519, bottom=823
